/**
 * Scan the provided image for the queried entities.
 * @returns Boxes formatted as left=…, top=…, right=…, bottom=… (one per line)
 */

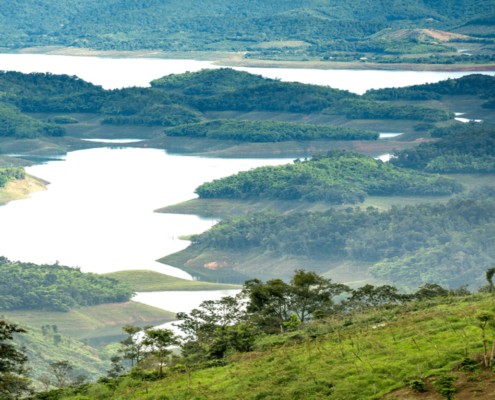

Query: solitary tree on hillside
left=142, top=329, right=179, bottom=378
left=486, top=268, right=495, bottom=294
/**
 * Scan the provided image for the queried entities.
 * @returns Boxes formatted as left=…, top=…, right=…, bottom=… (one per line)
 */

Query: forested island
left=0, top=257, right=134, bottom=311
left=195, top=151, right=462, bottom=203
left=4, top=68, right=494, bottom=161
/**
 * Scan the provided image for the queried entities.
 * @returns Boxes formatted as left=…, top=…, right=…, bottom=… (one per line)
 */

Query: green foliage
left=164, top=119, right=378, bottom=142
left=407, top=378, right=427, bottom=392
left=0, top=320, right=31, bottom=399
left=392, top=124, right=495, bottom=173
left=195, top=151, right=462, bottom=204
left=0, top=167, right=25, bottom=188
left=154, top=68, right=449, bottom=121
left=365, top=74, right=495, bottom=100
left=1, top=0, right=494, bottom=63
left=36, top=292, right=495, bottom=399
left=189, top=196, right=495, bottom=287
left=104, top=270, right=239, bottom=292
left=434, top=374, right=457, bottom=399
left=0, top=102, right=65, bottom=138
left=0, top=258, right=134, bottom=312
left=243, top=270, right=350, bottom=332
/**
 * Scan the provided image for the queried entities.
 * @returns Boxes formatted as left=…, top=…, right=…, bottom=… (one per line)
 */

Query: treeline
left=0, top=69, right=456, bottom=140
left=0, top=258, right=133, bottom=312
left=391, top=124, right=495, bottom=173
left=164, top=119, right=378, bottom=142
left=0, top=167, right=25, bottom=187
left=195, top=151, right=462, bottom=204
left=365, top=74, right=495, bottom=102
left=189, top=196, right=495, bottom=288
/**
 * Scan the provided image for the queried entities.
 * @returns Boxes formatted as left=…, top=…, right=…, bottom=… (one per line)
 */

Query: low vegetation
left=105, top=270, right=240, bottom=292
left=0, top=166, right=25, bottom=187
left=23, top=270, right=495, bottom=400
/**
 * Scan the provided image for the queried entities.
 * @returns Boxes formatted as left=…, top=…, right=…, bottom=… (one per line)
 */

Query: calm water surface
left=0, top=148, right=290, bottom=279
left=1, top=53, right=492, bottom=312
left=0, top=53, right=493, bottom=93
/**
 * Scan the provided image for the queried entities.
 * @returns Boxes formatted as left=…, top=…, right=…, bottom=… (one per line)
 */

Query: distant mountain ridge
left=1, top=0, right=494, bottom=55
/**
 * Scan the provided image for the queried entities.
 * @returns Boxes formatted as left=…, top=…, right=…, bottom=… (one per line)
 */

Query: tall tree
left=142, top=329, right=178, bottom=378
left=0, top=320, right=31, bottom=399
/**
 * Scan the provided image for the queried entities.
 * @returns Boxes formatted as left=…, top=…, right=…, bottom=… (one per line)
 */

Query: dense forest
left=0, top=258, right=133, bottom=311
left=0, top=69, right=458, bottom=141
left=186, top=195, right=495, bottom=288
left=365, top=73, right=495, bottom=104
left=195, top=151, right=462, bottom=204
left=152, top=69, right=453, bottom=121
left=164, top=120, right=378, bottom=142
left=391, top=124, right=495, bottom=172
left=1, top=0, right=494, bottom=63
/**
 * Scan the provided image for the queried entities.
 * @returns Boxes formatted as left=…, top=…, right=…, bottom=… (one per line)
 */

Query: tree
left=243, top=278, right=293, bottom=333
left=48, top=360, right=73, bottom=389
left=289, top=269, right=350, bottom=322
left=107, top=356, right=125, bottom=379
left=346, top=284, right=404, bottom=311
left=475, top=311, right=495, bottom=367
left=0, top=320, right=31, bottom=399
left=142, top=329, right=178, bottom=377
left=243, top=270, right=350, bottom=332
left=120, top=325, right=149, bottom=367
left=486, top=267, right=495, bottom=294
left=176, top=295, right=248, bottom=360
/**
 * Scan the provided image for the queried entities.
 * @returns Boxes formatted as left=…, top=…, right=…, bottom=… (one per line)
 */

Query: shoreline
left=0, top=174, right=47, bottom=206
left=6, top=46, right=495, bottom=72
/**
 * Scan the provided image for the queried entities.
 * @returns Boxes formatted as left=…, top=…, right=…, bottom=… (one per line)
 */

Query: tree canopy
left=0, top=258, right=134, bottom=312
left=195, top=151, right=462, bottom=204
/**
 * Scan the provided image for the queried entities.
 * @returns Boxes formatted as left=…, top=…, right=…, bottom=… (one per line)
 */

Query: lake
left=0, top=53, right=493, bottom=93
left=0, top=53, right=492, bottom=313
left=0, top=147, right=290, bottom=278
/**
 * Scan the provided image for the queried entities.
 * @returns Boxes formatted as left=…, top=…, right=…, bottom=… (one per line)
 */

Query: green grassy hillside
left=36, top=293, right=495, bottom=399
left=2, top=301, right=175, bottom=345
left=105, top=270, right=240, bottom=292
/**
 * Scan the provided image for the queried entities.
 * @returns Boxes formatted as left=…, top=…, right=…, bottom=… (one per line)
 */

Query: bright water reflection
left=133, top=290, right=241, bottom=314
left=0, top=147, right=290, bottom=278
left=0, top=54, right=493, bottom=93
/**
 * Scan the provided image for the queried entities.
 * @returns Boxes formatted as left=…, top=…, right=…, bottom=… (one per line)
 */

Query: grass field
left=54, top=294, right=495, bottom=399
left=105, top=270, right=240, bottom=291
left=2, top=301, right=174, bottom=345
left=0, top=174, right=47, bottom=205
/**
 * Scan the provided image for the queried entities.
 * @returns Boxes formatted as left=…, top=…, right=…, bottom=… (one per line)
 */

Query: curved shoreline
left=8, top=46, right=495, bottom=72
left=0, top=175, right=47, bottom=206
